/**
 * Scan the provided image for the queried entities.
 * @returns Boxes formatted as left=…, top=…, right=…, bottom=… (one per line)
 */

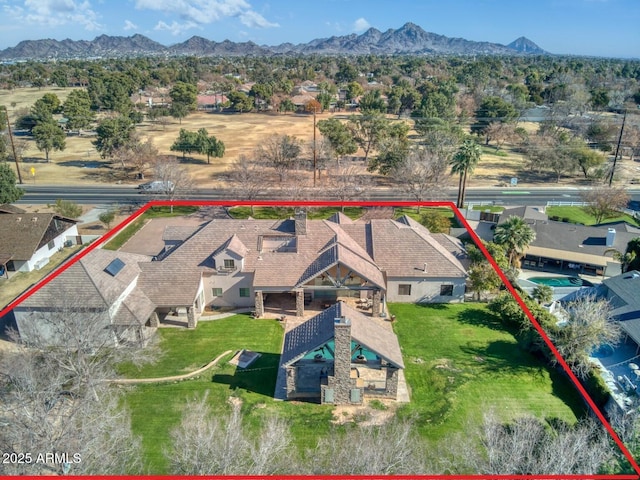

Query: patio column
left=372, top=290, right=381, bottom=317
left=385, top=367, right=399, bottom=398
left=254, top=290, right=264, bottom=318
left=149, top=311, right=159, bottom=328
left=295, top=288, right=304, bottom=317
left=187, top=306, right=197, bottom=329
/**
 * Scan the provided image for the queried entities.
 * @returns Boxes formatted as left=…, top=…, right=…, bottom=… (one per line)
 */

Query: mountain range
left=0, top=22, right=548, bottom=61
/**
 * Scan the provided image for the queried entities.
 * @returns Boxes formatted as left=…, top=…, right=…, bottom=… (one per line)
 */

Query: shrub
left=581, top=369, right=610, bottom=410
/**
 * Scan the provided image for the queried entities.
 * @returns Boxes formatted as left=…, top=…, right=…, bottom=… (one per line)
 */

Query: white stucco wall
left=206, top=272, right=254, bottom=307
left=386, top=277, right=466, bottom=303
left=23, top=224, right=79, bottom=272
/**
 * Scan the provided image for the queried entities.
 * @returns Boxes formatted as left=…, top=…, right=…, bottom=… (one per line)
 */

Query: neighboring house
left=0, top=205, right=79, bottom=278
left=197, top=93, right=228, bottom=110
left=496, top=207, right=639, bottom=277
left=149, top=210, right=468, bottom=327
left=280, top=302, right=404, bottom=404
left=13, top=249, right=156, bottom=346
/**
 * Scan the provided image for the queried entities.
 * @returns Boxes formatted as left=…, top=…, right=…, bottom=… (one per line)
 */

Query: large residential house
left=11, top=210, right=468, bottom=338
left=0, top=204, right=79, bottom=278
left=496, top=206, right=640, bottom=277
left=13, top=249, right=156, bottom=346
left=143, top=211, right=468, bottom=327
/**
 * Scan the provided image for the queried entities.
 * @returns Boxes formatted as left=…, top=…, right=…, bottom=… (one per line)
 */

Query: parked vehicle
left=137, top=180, right=174, bottom=193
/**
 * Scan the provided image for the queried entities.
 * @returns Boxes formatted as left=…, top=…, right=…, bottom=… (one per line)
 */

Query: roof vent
left=423, top=262, right=428, bottom=272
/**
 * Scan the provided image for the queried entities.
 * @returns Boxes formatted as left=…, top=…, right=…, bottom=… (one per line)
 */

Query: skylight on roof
left=104, top=258, right=125, bottom=277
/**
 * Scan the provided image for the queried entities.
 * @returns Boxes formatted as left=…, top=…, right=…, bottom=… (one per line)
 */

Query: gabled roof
left=281, top=302, right=404, bottom=369
left=327, top=212, right=354, bottom=225
left=0, top=204, right=26, bottom=214
left=0, top=213, right=77, bottom=261
left=19, top=249, right=154, bottom=323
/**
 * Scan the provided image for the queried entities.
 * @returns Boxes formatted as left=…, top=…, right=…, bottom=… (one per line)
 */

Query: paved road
left=16, top=184, right=640, bottom=207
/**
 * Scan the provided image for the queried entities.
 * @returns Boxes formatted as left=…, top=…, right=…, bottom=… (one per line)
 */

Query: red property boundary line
left=1, top=199, right=638, bottom=480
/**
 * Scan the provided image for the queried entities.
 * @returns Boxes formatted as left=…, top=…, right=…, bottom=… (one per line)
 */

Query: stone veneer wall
left=323, top=319, right=361, bottom=404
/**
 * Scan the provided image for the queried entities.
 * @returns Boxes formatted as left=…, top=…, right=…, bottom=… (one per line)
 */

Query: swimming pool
left=590, top=344, right=614, bottom=359
left=528, top=276, right=594, bottom=288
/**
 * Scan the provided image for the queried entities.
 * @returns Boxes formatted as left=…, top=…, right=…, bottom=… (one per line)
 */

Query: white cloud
left=6, top=0, right=102, bottom=30
left=123, top=19, right=138, bottom=31
left=136, top=0, right=278, bottom=29
left=353, top=17, right=370, bottom=32
left=154, top=20, right=199, bottom=36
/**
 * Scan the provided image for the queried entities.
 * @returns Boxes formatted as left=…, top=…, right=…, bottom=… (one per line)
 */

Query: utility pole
left=1, top=105, right=23, bottom=184
left=608, top=109, right=626, bottom=186
left=313, top=105, right=317, bottom=187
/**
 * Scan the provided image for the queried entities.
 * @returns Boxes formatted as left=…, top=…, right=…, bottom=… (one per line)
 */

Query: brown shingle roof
left=20, top=249, right=153, bottom=313
left=281, top=302, right=404, bottom=368
left=0, top=213, right=77, bottom=261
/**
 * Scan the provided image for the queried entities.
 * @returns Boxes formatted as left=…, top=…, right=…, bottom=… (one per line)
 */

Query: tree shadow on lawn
left=455, top=307, right=509, bottom=333
left=459, top=339, right=549, bottom=377
left=211, top=352, right=280, bottom=397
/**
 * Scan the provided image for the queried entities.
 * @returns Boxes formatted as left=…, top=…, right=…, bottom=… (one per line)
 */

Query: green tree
left=335, top=62, right=358, bottom=83
left=358, top=89, right=386, bottom=114
left=227, top=91, right=254, bottom=113
left=531, top=285, right=553, bottom=305
left=50, top=198, right=82, bottom=218
left=169, top=81, right=197, bottom=111
left=37, top=93, right=62, bottom=115
left=317, top=118, right=357, bottom=167
left=32, top=119, right=66, bottom=162
left=590, top=87, right=610, bottom=110
left=62, top=89, right=94, bottom=133
left=465, top=242, right=508, bottom=301
left=279, top=98, right=296, bottom=113
left=0, top=163, right=24, bottom=203
left=450, top=139, right=481, bottom=208
left=196, top=128, right=225, bottom=164
left=570, top=144, right=605, bottom=178
left=470, top=96, right=517, bottom=145
left=93, top=116, right=134, bottom=159
left=493, top=216, right=536, bottom=268
left=624, top=237, right=640, bottom=272
left=98, top=210, right=116, bottom=229
left=346, top=81, right=364, bottom=101
left=170, top=129, right=199, bottom=159
left=169, top=102, right=189, bottom=124
left=348, top=114, right=389, bottom=163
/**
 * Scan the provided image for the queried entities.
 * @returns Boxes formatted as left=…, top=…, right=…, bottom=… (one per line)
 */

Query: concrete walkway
left=108, top=349, right=232, bottom=385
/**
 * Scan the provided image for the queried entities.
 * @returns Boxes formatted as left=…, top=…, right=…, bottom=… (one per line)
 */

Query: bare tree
left=392, top=148, right=449, bottom=212
left=326, top=166, right=369, bottom=210
left=552, top=294, right=622, bottom=380
left=152, top=155, right=195, bottom=211
left=279, top=170, right=311, bottom=202
left=167, top=393, right=295, bottom=475
left=0, top=290, right=150, bottom=475
left=257, top=134, right=302, bottom=182
left=454, top=410, right=616, bottom=475
left=581, top=185, right=631, bottom=224
left=307, top=419, right=427, bottom=475
left=230, top=155, right=267, bottom=214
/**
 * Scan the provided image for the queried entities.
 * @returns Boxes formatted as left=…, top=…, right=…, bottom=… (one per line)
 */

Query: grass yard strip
left=228, top=206, right=364, bottom=220
left=546, top=206, right=640, bottom=227
left=393, top=206, right=454, bottom=219
left=389, top=303, right=585, bottom=440
left=121, top=315, right=333, bottom=474
left=471, top=205, right=504, bottom=213
left=103, top=206, right=200, bottom=251
left=117, top=314, right=282, bottom=378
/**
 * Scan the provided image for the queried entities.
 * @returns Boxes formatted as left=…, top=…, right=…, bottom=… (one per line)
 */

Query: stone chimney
left=606, top=228, right=616, bottom=247
left=294, top=209, right=307, bottom=235
left=323, top=315, right=361, bottom=405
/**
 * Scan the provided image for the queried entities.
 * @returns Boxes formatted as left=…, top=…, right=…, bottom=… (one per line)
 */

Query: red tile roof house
left=0, top=205, right=79, bottom=278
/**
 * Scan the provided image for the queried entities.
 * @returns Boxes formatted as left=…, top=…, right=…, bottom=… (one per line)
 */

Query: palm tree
left=604, top=248, right=637, bottom=273
left=450, top=139, right=481, bottom=208
left=493, top=216, right=536, bottom=268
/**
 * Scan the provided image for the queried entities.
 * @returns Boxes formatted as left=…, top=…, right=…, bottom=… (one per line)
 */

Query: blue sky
left=0, top=0, right=638, bottom=58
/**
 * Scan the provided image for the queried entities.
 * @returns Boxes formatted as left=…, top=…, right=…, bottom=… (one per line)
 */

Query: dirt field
left=2, top=87, right=638, bottom=188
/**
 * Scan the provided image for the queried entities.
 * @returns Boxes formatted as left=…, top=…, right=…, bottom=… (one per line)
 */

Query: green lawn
left=120, top=305, right=586, bottom=473
left=546, top=206, right=640, bottom=227
left=120, top=315, right=333, bottom=473
left=389, top=303, right=585, bottom=440
left=228, top=206, right=364, bottom=220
